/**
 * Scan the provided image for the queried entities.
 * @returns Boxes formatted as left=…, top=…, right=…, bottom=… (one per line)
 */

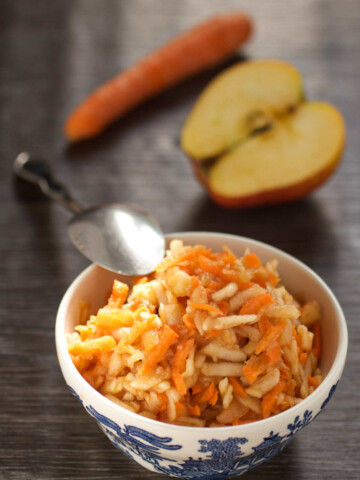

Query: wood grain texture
left=1, top=0, right=359, bottom=479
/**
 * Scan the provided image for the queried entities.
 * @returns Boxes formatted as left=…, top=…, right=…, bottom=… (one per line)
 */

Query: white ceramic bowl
left=56, top=232, right=347, bottom=478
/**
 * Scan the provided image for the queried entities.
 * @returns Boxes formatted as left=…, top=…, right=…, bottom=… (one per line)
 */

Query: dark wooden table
left=1, top=1, right=359, bottom=478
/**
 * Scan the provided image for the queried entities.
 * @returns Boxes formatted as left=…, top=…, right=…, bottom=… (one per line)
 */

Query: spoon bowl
left=14, top=152, right=165, bottom=275
left=67, top=203, right=164, bottom=275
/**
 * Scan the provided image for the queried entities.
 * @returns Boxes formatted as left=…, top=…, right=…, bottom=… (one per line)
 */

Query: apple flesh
left=181, top=60, right=345, bottom=208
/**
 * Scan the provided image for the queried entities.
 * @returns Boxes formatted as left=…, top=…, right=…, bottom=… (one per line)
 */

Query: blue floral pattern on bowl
left=68, top=384, right=338, bottom=478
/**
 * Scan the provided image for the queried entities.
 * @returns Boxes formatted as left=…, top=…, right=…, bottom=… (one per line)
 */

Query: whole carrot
left=65, top=13, right=252, bottom=141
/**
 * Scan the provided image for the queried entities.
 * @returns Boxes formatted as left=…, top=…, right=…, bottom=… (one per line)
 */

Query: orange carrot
left=267, top=273, right=279, bottom=287
left=190, top=303, right=224, bottom=315
left=207, top=280, right=225, bottom=291
left=222, top=245, right=237, bottom=265
left=242, top=353, right=268, bottom=384
left=193, top=382, right=217, bottom=404
left=122, top=312, right=157, bottom=345
left=191, top=276, right=201, bottom=289
left=175, top=401, right=186, bottom=418
left=157, top=393, right=168, bottom=413
left=141, top=325, right=178, bottom=373
left=190, top=383, right=203, bottom=395
left=133, top=276, right=149, bottom=285
left=255, top=322, right=285, bottom=355
left=308, top=375, right=321, bottom=389
left=312, top=322, right=321, bottom=359
left=183, top=314, right=196, bottom=329
left=243, top=344, right=280, bottom=384
left=279, top=366, right=291, bottom=381
left=107, top=280, right=129, bottom=308
left=299, top=352, right=308, bottom=365
left=266, top=343, right=281, bottom=364
left=157, top=248, right=198, bottom=270
left=261, top=380, right=285, bottom=418
left=258, top=315, right=272, bottom=335
left=243, top=253, right=262, bottom=269
left=65, top=13, right=252, bottom=141
left=209, top=388, right=219, bottom=406
left=172, top=338, right=195, bottom=396
left=240, top=293, right=274, bottom=315
left=198, top=255, right=222, bottom=275
left=218, top=300, right=230, bottom=315
left=141, top=328, right=160, bottom=352
left=229, top=376, right=248, bottom=397
left=187, top=404, right=201, bottom=416
left=198, top=255, right=248, bottom=285
left=204, top=329, right=222, bottom=339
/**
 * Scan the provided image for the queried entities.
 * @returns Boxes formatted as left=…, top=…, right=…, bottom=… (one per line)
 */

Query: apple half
left=181, top=60, right=345, bottom=208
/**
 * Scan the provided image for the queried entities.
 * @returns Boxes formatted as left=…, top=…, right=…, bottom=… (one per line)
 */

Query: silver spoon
left=13, top=152, right=165, bottom=276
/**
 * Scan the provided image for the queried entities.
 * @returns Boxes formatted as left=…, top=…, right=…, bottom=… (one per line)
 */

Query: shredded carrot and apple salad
left=67, top=240, right=322, bottom=427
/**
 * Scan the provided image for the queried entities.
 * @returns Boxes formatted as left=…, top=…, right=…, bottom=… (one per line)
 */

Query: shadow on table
left=177, top=194, right=338, bottom=269
left=12, top=176, right=81, bottom=290
left=63, top=54, right=248, bottom=162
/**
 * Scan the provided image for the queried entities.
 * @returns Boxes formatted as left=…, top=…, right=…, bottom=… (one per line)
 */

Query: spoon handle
left=13, top=152, right=83, bottom=214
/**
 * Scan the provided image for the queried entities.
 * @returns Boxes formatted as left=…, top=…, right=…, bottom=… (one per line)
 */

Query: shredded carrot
left=157, top=249, right=197, bottom=270
left=242, top=353, right=268, bottom=384
left=262, top=380, right=286, bottom=418
left=172, top=338, right=195, bottom=396
left=280, top=366, right=292, bottom=380
left=133, top=276, right=149, bottom=285
left=190, top=303, right=224, bottom=315
left=65, top=13, right=252, bottom=141
left=191, top=276, right=201, bottom=289
left=121, top=312, right=158, bottom=345
left=266, top=343, right=281, bottom=365
left=193, top=382, right=217, bottom=404
left=258, top=315, right=272, bottom=335
left=312, top=322, right=321, bottom=359
left=187, top=404, right=201, bottom=416
left=175, top=401, right=186, bottom=418
left=198, top=255, right=222, bottom=275
left=141, top=328, right=160, bottom=352
left=229, top=376, right=248, bottom=397
left=157, top=393, right=168, bottom=413
left=183, top=314, right=195, bottom=329
left=240, top=293, right=275, bottom=315
left=308, top=375, right=321, bottom=389
left=209, top=388, right=219, bottom=406
left=238, top=282, right=254, bottom=291
left=199, top=255, right=241, bottom=284
left=141, top=325, right=178, bottom=374
left=268, top=273, right=279, bottom=287
left=69, top=335, right=116, bottom=356
left=243, top=343, right=280, bottom=385
left=300, top=352, right=308, bottom=365
left=255, top=322, right=286, bottom=355
left=222, top=245, right=237, bottom=265
left=207, top=280, right=225, bottom=291
left=190, top=383, right=203, bottom=395
left=243, top=253, right=262, bottom=269
left=107, top=280, right=129, bottom=308
left=285, top=379, right=296, bottom=396
left=218, top=300, right=230, bottom=315
left=204, top=329, right=222, bottom=339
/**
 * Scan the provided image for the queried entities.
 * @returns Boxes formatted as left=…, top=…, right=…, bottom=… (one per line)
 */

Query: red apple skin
left=189, top=155, right=343, bottom=209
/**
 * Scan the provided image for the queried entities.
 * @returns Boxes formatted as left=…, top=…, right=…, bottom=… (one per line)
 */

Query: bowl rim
left=56, top=231, right=348, bottom=433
